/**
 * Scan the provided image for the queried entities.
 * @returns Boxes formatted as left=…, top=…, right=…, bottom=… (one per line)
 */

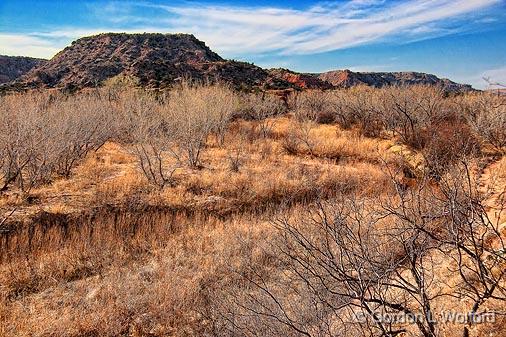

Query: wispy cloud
left=0, top=0, right=502, bottom=59
left=150, top=0, right=502, bottom=55
left=0, top=34, right=62, bottom=58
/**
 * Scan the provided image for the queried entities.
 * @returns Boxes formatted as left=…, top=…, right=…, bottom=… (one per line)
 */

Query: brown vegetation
left=0, top=83, right=505, bottom=337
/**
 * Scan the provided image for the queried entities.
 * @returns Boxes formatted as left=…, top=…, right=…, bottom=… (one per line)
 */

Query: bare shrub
left=0, top=94, right=42, bottom=191
left=421, top=121, right=481, bottom=177
left=225, top=129, right=248, bottom=172
left=49, top=92, right=115, bottom=177
left=227, top=161, right=506, bottom=337
left=290, top=88, right=384, bottom=133
left=102, top=73, right=140, bottom=89
left=463, top=93, right=506, bottom=153
left=373, top=86, right=485, bottom=176
left=325, top=90, right=353, bottom=128
left=281, top=132, right=300, bottom=155
left=124, top=82, right=239, bottom=187
left=0, top=91, right=114, bottom=192
left=227, top=147, right=244, bottom=173
left=340, top=86, right=383, bottom=137
left=289, top=90, right=332, bottom=123
left=166, top=82, right=239, bottom=167
left=237, top=93, right=286, bottom=138
left=208, top=86, right=239, bottom=146
left=283, top=92, right=336, bottom=156
left=285, top=121, right=318, bottom=156
left=383, top=163, right=506, bottom=337
left=380, top=85, right=447, bottom=148
left=126, top=94, right=181, bottom=189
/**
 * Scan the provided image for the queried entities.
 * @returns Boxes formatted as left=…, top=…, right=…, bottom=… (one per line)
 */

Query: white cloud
left=0, top=27, right=181, bottom=58
left=0, top=0, right=501, bottom=59
left=153, top=0, right=501, bottom=55
left=0, top=34, right=62, bottom=58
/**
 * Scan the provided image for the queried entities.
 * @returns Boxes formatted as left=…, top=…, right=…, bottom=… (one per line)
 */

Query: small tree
left=465, top=93, right=506, bottom=153
left=166, top=82, right=238, bottom=167
left=131, top=104, right=180, bottom=189
left=238, top=93, right=286, bottom=138
left=224, top=160, right=505, bottom=337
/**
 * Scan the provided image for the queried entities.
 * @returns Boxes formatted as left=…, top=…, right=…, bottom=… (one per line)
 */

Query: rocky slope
left=5, top=33, right=474, bottom=92
left=268, top=68, right=333, bottom=89
left=0, top=55, right=46, bottom=84
left=10, top=33, right=290, bottom=90
left=318, top=69, right=473, bottom=92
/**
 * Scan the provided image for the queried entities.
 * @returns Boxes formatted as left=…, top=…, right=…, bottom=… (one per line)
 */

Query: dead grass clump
left=181, top=157, right=388, bottom=215
left=1, top=213, right=274, bottom=337
left=281, top=120, right=390, bottom=163
left=94, top=172, right=150, bottom=206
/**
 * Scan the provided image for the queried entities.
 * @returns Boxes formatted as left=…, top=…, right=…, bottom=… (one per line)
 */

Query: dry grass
left=0, top=116, right=391, bottom=221
left=0, top=86, right=505, bottom=337
left=0, top=212, right=275, bottom=337
left=0, top=103, right=395, bottom=336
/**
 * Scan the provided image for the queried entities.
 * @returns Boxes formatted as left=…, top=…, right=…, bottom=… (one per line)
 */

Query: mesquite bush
left=0, top=91, right=114, bottom=192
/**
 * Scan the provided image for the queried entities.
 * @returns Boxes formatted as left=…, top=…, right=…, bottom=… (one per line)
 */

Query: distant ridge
left=318, top=69, right=473, bottom=92
left=2, top=32, right=474, bottom=93
left=0, top=55, right=46, bottom=84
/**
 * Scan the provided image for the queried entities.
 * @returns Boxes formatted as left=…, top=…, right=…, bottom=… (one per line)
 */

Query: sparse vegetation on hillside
left=1, top=33, right=475, bottom=93
left=0, top=84, right=505, bottom=337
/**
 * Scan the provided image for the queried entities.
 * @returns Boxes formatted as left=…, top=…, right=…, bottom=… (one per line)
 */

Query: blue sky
left=1, top=0, right=505, bottom=88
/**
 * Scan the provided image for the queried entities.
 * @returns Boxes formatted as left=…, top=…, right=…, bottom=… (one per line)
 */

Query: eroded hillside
left=3, top=33, right=475, bottom=93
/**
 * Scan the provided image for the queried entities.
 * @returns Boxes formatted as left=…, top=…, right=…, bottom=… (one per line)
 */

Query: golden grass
left=271, top=115, right=393, bottom=163
left=1, top=112, right=502, bottom=337
left=0, top=212, right=274, bottom=336
left=1, top=117, right=393, bottom=222
left=0, top=115, right=393, bottom=310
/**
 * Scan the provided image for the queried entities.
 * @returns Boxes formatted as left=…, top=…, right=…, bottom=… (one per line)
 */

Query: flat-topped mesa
left=13, top=33, right=234, bottom=89
left=8, top=32, right=296, bottom=91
